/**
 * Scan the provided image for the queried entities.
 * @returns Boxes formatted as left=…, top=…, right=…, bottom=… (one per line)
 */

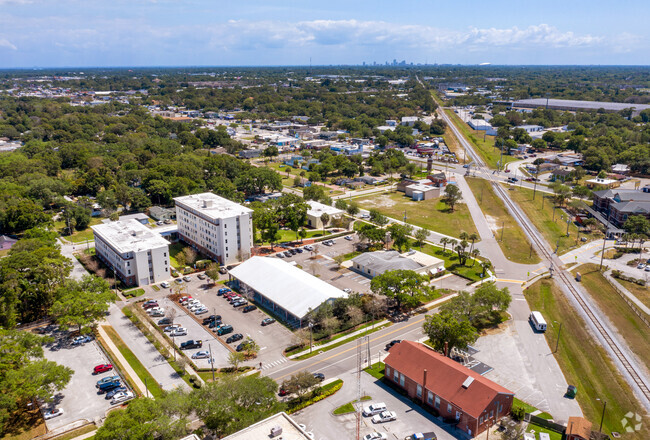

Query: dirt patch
left=484, top=214, right=501, bottom=233
left=479, top=317, right=511, bottom=336
left=360, top=195, right=397, bottom=209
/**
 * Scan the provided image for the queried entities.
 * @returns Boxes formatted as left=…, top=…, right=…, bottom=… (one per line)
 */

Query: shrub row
left=286, top=380, right=343, bottom=414
left=611, top=270, right=646, bottom=286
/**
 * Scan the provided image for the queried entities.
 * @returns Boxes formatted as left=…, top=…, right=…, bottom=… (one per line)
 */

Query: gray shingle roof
left=352, top=250, right=421, bottom=275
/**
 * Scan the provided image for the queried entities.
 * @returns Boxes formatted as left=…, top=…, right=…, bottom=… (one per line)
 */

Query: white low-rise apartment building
left=174, top=192, right=253, bottom=265
left=91, top=219, right=170, bottom=287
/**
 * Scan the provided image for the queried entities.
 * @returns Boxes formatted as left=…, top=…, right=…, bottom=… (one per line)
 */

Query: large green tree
left=370, top=269, right=433, bottom=310
left=423, top=312, right=478, bottom=356
left=50, top=275, right=115, bottom=334
left=442, top=184, right=462, bottom=212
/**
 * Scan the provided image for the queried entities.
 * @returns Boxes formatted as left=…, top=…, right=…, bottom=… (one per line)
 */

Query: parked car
left=197, top=273, right=207, bottom=280
left=93, top=363, right=113, bottom=374
left=217, top=324, right=233, bottom=336
left=43, top=408, right=64, bottom=420
left=363, top=433, right=388, bottom=440
left=278, top=387, right=288, bottom=396
left=219, top=267, right=228, bottom=274
left=385, top=340, right=402, bottom=351
left=105, top=386, right=128, bottom=400
left=150, top=309, right=165, bottom=317
left=243, top=305, right=257, bottom=313
left=345, top=235, right=354, bottom=241
left=208, top=319, right=222, bottom=328
left=343, top=288, right=352, bottom=293
left=157, top=317, right=172, bottom=325
left=143, top=302, right=159, bottom=310
left=161, top=281, right=170, bottom=288
left=183, top=275, right=191, bottom=282
left=645, top=266, right=650, bottom=272
left=295, top=248, right=304, bottom=253
left=195, top=307, right=209, bottom=315
left=312, top=372, right=325, bottom=382
left=110, top=391, right=134, bottom=405
left=98, top=380, right=122, bottom=393
left=371, top=411, right=397, bottom=424
left=96, top=375, right=120, bottom=387
left=170, top=328, right=187, bottom=337
left=261, top=317, right=276, bottom=326
left=227, top=333, right=244, bottom=344
left=637, top=263, right=646, bottom=269
left=289, top=248, right=298, bottom=255
left=163, top=324, right=181, bottom=332
left=236, top=341, right=252, bottom=352
left=143, top=300, right=157, bottom=307
left=174, top=278, right=183, bottom=284
left=218, top=288, right=231, bottom=295
left=71, top=335, right=92, bottom=346
left=147, top=307, right=164, bottom=315
left=233, top=301, right=248, bottom=308
left=180, top=340, right=202, bottom=350
left=202, top=315, right=221, bottom=325
left=277, top=253, right=285, bottom=258
left=283, top=251, right=292, bottom=258
left=362, top=402, right=387, bottom=416
left=303, top=245, right=314, bottom=251
left=192, top=351, right=210, bottom=359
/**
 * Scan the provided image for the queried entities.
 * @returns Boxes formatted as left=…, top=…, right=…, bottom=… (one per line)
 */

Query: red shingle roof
left=566, top=416, right=592, bottom=439
left=384, top=341, right=513, bottom=418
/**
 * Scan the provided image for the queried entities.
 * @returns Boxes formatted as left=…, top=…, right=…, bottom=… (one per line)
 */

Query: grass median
left=355, top=191, right=478, bottom=239
left=466, top=178, right=540, bottom=264
left=333, top=395, right=372, bottom=415
left=524, top=278, right=649, bottom=439
left=102, top=325, right=165, bottom=398
left=505, top=185, right=602, bottom=255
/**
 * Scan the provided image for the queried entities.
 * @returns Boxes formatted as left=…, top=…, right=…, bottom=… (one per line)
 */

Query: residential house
left=401, top=116, right=419, bottom=127
left=306, top=201, right=344, bottom=229
left=238, top=149, right=263, bottom=159
left=355, top=176, right=378, bottom=185
left=384, top=341, right=514, bottom=437
left=149, top=206, right=176, bottom=222
left=550, top=169, right=572, bottom=182
left=351, top=250, right=444, bottom=278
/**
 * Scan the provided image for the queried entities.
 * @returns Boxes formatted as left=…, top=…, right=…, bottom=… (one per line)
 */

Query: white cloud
left=0, top=38, right=17, bottom=50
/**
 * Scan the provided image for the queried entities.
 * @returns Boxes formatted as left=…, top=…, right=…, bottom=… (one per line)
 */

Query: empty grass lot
left=55, top=217, right=104, bottom=244
left=576, top=264, right=650, bottom=368
left=466, top=178, right=540, bottom=264
left=256, top=229, right=330, bottom=245
left=355, top=191, right=478, bottom=239
left=420, top=243, right=483, bottom=283
left=524, top=278, right=649, bottom=439
left=443, top=109, right=517, bottom=169
left=505, top=185, right=602, bottom=255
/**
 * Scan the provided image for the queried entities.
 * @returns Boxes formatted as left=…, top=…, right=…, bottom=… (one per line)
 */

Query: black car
left=295, top=248, right=303, bottom=253
left=289, top=248, right=298, bottom=255
left=261, top=318, right=275, bottom=326
left=242, top=305, right=257, bottom=313
left=226, top=333, right=243, bottom=344
left=385, top=340, right=402, bottom=351
left=180, top=340, right=202, bottom=350
left=202, top=315, right=221, bottom=325
left=157, top=317, right=172, bottom=325
left=208, top=319, right=222, bottom=328
left=236, top=341, right=254, bottom=352
left=312, top=372, right=325, bottom=381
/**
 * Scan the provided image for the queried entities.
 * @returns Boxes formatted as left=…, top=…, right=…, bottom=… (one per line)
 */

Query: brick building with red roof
left=384, top=341, right=514, bottom=437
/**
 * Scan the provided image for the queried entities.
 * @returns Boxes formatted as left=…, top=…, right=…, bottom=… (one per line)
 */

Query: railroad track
left=439, top=107, right=650, bottom=405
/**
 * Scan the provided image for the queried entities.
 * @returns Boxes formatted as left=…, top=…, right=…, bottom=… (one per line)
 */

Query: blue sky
left=0, top=0, right=648, bottom=68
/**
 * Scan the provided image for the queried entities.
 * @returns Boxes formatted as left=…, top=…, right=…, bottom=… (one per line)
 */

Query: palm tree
left=468, top=233, right=479, bottom=254
left=470, top=248, right=480, bottom=266
left=459, top=232, right=469, bottom=243
left=480, top=260, right=492, bottom=277
left=440, top=237, right=449, bottom=253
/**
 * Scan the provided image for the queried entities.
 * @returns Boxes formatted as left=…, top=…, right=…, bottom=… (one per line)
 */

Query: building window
left=399, top=374, right=405, bottom=387
left=386, top=367, right=391, bottom=377
left=434, top=395, right=440, bottom=409
left=447, top=403, right=452, bottom=413
left=427, top=391, right=433, bottom=405
left=455, top=411, right=461, bottom=421
left=393, top=370, right=399, bottom=382
left=416, top=384, right=422, bottom=398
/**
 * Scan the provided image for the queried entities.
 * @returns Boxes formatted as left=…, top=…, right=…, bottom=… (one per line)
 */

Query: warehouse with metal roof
left=228, top=256, right=348, bottom=327
left=509, top=98, right=650, bottom=115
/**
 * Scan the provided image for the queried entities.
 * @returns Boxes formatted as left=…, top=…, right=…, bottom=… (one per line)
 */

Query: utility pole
left=308, top=322, right=314, bottom=354
left=500, top=221, right=505, bottom=241
left=209, top=344, right=215, bottom=382
left=554, top=321, right=563, bottom=353
left=566, top=218, right=571, bottom=237
left=599, top=230, right=609, bottom=271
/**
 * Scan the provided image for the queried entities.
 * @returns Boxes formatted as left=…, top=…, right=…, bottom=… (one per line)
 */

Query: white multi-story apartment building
left=174, top=192, right=253, bottom=265
left=91, top=219, right=171, bottom=287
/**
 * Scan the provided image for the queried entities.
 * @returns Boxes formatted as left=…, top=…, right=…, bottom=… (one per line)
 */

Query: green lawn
left=55, top=217, right=104, bottom=243
left=123, top=288, right=145, bottom=298
left=103, top=326, right=165, bottom=399
left=466, top=178, right=540, bottom=264
left=420, top=244, right=483, bottom=283
left=363, top=362, right=385, bottom=380
left=512, top=398, right=552, bottom=419
left=526, top=423, right=562, bottom=440
left=617, top=278, right=650, bottom=308
left=524, top=278, right=649, bottom=439
left=506, top=185, right=602, bottom=255
left=355, top=191, right=478, bottom=239
left=333, top=396, right=372, bottom=415
left=444, top=109, right=517, bottom=169
left=577, top=264, right=650, bottom=369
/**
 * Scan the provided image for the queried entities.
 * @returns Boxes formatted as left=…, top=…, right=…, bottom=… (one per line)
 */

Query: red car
left=93, top=363, right=113, bottom=374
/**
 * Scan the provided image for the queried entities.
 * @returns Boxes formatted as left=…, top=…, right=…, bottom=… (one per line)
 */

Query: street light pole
left=599, top=230, right=609, bottom=271
left=308, top=322, right=314, bottom=354
left=597, top=399, right=607, bottom=433
left=566, top=218, right=571, bottom=237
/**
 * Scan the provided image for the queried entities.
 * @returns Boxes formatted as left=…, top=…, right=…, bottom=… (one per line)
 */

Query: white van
left=529, top=311, right=547, bottom=332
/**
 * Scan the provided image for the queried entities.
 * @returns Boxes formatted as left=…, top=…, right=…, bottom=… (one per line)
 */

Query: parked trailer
left=529, top=311, right=547, bottom=332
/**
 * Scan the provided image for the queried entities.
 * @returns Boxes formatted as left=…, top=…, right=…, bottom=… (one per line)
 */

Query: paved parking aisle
left=106, top=304, right=189, bottom=391
left=43, top=336, right=115, bottom=430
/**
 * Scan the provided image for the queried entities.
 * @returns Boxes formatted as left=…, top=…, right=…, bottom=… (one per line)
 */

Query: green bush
left=286, top=380, right=343, bottom=414
left=511, top=406, right=526, bottom=421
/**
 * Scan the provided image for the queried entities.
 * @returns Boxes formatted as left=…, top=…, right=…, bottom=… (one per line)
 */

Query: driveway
left=42, top=333, right=116, bottom=430
left=106, top=304, right=189, bottom=391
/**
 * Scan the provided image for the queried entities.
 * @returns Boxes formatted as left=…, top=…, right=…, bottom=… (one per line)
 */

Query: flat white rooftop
left=222, top=412, right=313, bottom=440
left=91, top=220, right=169, bottom=254
left=174, top=192, right=253, bottom=220
left=306, top=200, right=344, bottom=217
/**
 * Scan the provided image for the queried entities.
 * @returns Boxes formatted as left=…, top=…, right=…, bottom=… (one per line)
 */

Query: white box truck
left=530, top=311, right=547, bottom=332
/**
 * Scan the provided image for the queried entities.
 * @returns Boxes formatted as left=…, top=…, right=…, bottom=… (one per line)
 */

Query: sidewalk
left=604, top=271, right=650, bottom=316
left=97, top=324, right=147, bottom=396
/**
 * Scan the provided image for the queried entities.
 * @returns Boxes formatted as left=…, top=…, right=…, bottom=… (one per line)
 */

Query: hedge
left=286, top=379, right=343, bottom=414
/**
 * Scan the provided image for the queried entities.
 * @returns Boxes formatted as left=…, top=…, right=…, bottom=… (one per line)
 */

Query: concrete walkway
left=604, top=271, right=650, bottom=316
left=97, top=324, right=147, bottom=396
left=106, top=304, right=191, bottom=392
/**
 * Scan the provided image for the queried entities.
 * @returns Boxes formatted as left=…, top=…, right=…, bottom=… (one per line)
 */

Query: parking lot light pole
left=596, top=399, right=607, bottom=433
left=308, top=322, right=314, bottom=354
left=209, top=344, right=215, bottom=382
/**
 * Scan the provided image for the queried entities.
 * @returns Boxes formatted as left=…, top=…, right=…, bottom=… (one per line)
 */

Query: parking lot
left=275, top=235, right=373, bottom=295
left=42, top=331, right=123, bottom=430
